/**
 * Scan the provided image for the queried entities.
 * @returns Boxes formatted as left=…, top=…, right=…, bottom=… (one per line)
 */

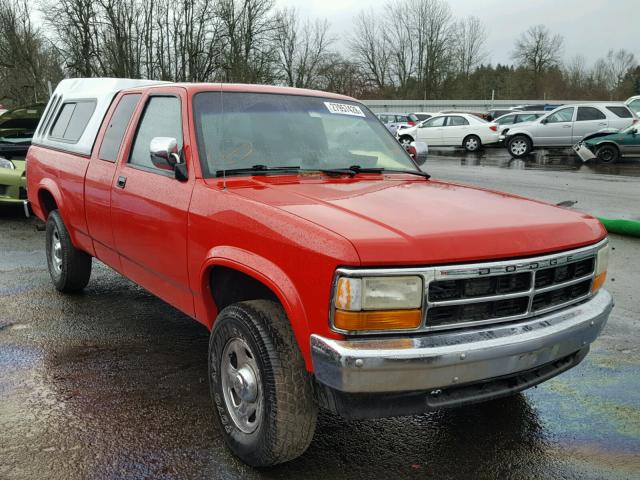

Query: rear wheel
left=595, top=144, right=619, bottom=164
left=463, top=135, right=481, bottom=152
left=209, top=300, right=317, bottom=466
left=508, top=135, right=532, bottom=157
left=45, top=210, right=92, bottom=292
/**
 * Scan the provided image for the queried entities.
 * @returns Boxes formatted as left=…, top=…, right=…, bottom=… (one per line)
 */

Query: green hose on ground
left=597, top=217, right=640, bottom=238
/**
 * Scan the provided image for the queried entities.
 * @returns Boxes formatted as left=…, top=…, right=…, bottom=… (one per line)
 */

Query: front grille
left=424, top=244, right=599, bottom=331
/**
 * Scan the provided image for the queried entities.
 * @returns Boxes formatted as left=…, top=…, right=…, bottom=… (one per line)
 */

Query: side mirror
left=632, top=128, right=638, bottom=135
left=405, top=141, right=428, bottom=166
left=150, top=137, right=188, bottom=180
left=540, top=118, right=548, bottom=125
left=150, top=137, right=181, bottom=171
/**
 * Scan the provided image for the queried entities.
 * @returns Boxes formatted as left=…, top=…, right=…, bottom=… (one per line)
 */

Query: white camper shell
left=32, top=78, right=167, bottom=156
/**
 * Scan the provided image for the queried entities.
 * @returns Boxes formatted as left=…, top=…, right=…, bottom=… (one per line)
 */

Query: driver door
left=110, top=87, right=196, bottom=316
left=416, top=116, right=445, bottom=145
left=538, top=107, right=575, bottom=146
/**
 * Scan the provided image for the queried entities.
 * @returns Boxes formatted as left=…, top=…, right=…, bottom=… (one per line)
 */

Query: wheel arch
left=36, top=179, right=64, bottom=220
left=197, top=247, right=312, bottom=367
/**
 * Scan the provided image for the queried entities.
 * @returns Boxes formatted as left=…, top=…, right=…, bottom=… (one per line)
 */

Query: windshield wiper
left=216, top=164, right=301, bottom=177
left=320, top=165, right=430, bottom=179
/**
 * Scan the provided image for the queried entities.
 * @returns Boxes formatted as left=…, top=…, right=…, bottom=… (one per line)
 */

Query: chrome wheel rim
left=50, top=226, right=62, bottom=273
left=466, top=138, right=478, bottom=150
left=400, top=137, right=411, bottom=146
left=221, top=337, right=263, bottom=434
left=510, top=139, right=527, bottom=156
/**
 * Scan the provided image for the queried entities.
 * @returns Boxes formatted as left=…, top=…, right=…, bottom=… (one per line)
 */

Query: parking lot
left=1, top=148, right=639, bottom=480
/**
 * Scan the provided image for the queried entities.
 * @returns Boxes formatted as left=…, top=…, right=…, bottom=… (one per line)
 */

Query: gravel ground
left=1, top=147, right=639, bottom=480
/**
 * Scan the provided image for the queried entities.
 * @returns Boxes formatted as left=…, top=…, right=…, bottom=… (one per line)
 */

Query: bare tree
left=408, top=0, right=452, bottom=99
left=452, top=16, right=487, bottom=78
left=604, top=49, right=636, bottom=92
left=512, top=24, right=563, bottom=95
left=275, top=8, right=333, bottom=89
left=0, top=0, right=62, bottom=105
left=383, top=0, right=416, bottom=94
left=349, top=9, right=391, bottom=91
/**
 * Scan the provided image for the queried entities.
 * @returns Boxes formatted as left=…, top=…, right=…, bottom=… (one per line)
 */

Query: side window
left=447, top=116, right=468, bottom=126
left=516, top=114, right=537, bottom=123
left=129, top=96, right=182, bottom=171
left=379, top=114, right=390, bottom=123
left=606, top=106, right=633, bottom=118
left=49, top=100, right=96, bottom=142
left=396, top=115, right=408, bottom=123
left=499, top=115, right=515, bottom=125
left=99, top=94, right=141, bottom=162
left=546, top=107, right=574, bottom=123
left=576, top=106, right=606, bottom=121
left=421, top=116, right=446, bottom=128
left=628, top=100, right=640, bottom=115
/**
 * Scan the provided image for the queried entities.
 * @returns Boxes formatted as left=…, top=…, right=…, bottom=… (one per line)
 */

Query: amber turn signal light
left=333, top=309, right=422, bottom=331
left=591, top=272, right=607, bottom=292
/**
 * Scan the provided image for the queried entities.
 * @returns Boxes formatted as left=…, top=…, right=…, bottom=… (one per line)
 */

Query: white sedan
left=396, top=113, right=499, bottom=152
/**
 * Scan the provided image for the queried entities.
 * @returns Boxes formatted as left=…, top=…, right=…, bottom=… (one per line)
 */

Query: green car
left=573, top=123, right=640, bottom=163
left=0, top=103, right=45, bottom=214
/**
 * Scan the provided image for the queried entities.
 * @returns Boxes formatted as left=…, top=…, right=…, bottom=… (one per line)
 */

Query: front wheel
left=45, top=210, right=92, bottom=292
left=209, top=300, right=317, bottom=466
left=507, top=135, right=532, bottom=157
left=595, top=144, right=619, bottom=164
left=398, top=135, right=413, bottom=147
left=463, top=135, right=481, bottom=152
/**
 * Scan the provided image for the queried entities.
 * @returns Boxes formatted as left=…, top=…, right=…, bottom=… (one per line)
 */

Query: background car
left=504, top=103, right=637, bottom=157
left=574, top=123, right=640, bottom=163
left=376, top=112, right=419, bottom=135
left=495, top=111, right=546, bottom=139
left=626, top=95, right=640, bottom=116
left=397, top=113, right=499, bottom=151
left=412, top=111, right=438, bottom=122
left=0, top=103, right=45, bottom=214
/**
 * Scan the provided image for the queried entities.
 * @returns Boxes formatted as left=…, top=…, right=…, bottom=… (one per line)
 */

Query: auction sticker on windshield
left=324, top=102, right=365, bottom=117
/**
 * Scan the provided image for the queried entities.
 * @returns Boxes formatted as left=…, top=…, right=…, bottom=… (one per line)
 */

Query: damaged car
left=573, top=123, right=640, bottom=163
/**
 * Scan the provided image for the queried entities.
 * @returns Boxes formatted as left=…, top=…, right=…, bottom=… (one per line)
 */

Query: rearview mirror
left=150, top=137, right=181, bottom=171
left=405, top=141, right=428, bottom=166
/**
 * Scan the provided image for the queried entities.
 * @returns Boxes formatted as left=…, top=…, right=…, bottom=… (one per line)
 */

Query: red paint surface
left=26, top=83, right=607, bottom=370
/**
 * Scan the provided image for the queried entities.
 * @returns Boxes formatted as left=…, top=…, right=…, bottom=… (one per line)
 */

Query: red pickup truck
left=27, top=78, right=613, bottom=466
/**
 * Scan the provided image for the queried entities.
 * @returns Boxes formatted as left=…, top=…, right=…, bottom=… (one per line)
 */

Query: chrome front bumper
left=311, top=290, right=613, bottom=394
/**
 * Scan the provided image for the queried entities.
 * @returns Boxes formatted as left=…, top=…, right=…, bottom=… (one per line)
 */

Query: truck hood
left=216, top=175, right=605, bottom=266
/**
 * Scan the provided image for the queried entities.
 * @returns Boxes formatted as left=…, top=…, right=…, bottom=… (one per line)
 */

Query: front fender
left=197, top=246, right=313, bottom=368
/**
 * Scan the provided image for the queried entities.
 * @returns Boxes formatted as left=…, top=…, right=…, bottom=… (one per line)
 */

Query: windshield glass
left=193, top=92, right=418, bottom=177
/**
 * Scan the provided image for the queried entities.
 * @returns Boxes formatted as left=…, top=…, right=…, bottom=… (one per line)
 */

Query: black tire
left=463, top=135, right=482, bottom=152
left=595, top=144, right=619, bottom=164
left=398, top=135, right=413, bottom=147
left=507, top=135, right=532, bottom=157
left=45, top=210, right=92, bottom=292
left=209, top=300, right=317, bottom=467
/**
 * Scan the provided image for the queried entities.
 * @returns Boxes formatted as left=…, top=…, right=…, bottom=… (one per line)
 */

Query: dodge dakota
left=27, top=78, right=612, bottom=466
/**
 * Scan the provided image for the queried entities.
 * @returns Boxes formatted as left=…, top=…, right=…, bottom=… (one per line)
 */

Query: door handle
left=598, top=122, right=607, bottom=126
left=562, top=125, right=571, bottom=128
left=116, top=176, right=127, bottom=188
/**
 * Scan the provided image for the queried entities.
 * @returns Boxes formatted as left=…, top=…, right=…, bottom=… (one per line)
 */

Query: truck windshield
left=193, top=92, right=419, bottom=177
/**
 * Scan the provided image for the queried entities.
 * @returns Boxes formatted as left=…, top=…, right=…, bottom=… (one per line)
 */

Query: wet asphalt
left=1, top=147, right=639, bottom=480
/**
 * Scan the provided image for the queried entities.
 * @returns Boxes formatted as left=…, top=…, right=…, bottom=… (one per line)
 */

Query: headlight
left=0, top=157, right=15, bottom=170
left=592, top=243, right=609, bottom=292
left=333, top=275, right=423, bottom=332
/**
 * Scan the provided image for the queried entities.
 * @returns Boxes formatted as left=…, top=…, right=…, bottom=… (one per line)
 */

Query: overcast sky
left=275, top=0, right=637, bottom=67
